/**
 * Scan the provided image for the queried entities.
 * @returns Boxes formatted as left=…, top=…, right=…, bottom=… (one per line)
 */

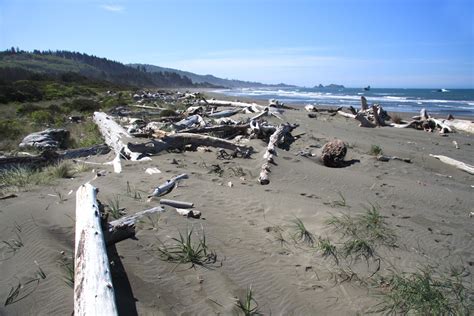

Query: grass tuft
left=376, top=266, right=473, bottom=315
left=45, top=161, right=76, bottom=179
left=369, top=144, right=383, bottom=156
left=156, top=227, right=217, bottom=268
left=235, top=285, right=261, bottom=316
left=316, top=237, right=339, bottom=264
left=290, top=217, right=315, bottom=246
left=105, top=194, right=126, bottom=219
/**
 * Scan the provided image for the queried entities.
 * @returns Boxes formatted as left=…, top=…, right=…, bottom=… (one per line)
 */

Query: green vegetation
left=156, top=227, right=217, bottom=268
left=235, top=285, right=261, bottom=316
left=105, top=195, right=126, bottom=219
left=369, top=144, right=383, bottom=156
left=290, top=217, right=315, bottom=246
left=376, top=267, right=473, bottom=315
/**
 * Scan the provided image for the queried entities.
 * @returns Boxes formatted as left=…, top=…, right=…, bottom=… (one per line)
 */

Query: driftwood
left=176, top=208, right=201, bottom=218
left=258, top=123, right=298, bottom=184
left=174, top=115, right=206, bottom=130
left=75, top=183, right=118, bottom=315
left=204, top=99, right=265, bottom=112
left=443, top=119, right=474, bottom=134
left=160, top=199, right=194, bottom=208
left=429, top=154, right=474, bottom=175
left=105, top=206, right=164, bottom=245
left=159, top=133, right=253, bottom=152
left=148, top=173, right=189, bottom=198
left=376, top=155, right=411, bottom=163
left=178, top=123, right=250, bottom=135
left=208, top=109, right=241, bottom=118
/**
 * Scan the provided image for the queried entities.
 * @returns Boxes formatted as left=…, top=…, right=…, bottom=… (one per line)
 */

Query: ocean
left=215, top=87, right=474, bottom=117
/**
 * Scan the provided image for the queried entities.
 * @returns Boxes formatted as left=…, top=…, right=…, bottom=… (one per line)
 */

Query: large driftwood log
left=174, top=115, right=206, bottom=130
left=160, top=199, right=194, bottom=208
left=429, top=154, right=474, bottom=175
left=75, top=183, right=118, bottom=315
left=105, top=206, right=164, bottom=245
left=160, top=133, right=253, bottom=152
left=178, top=123, right=250, bottom=135
left=208, top=109, right=241, bottom=118
left=442, top=119, right=474, bottom=134
left=258, top=123, right=298, bottom=184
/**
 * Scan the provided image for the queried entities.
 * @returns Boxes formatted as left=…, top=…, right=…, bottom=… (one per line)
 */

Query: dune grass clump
left=0, top=166, right=43, bottom=191
left=290, top=217, right=315, bottom=246
left=326, top=204, right=396, bottom=261
left=316, top=237, right=339, bottom=264
left=235, top=285, right=261, bottom=316
left=369, top=144, right=383, bottom=156
left=390, top=113, right=403, bottom=124
left=376, top=267, right=473, bottom=315
left=58, top=253, right=74, bottom=288
left=105, top=194, right=126, bottom=219
left=156, top=227, right=217, bottom=268
left=44, top=161, right=76, bottom=179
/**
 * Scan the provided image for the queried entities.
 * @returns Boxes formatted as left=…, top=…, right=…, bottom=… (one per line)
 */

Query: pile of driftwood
left=93, top=95, right=299, bottom=185
left=335, top=96, right=474, bottom=134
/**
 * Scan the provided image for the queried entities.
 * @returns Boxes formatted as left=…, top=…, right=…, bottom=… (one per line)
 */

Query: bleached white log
left=430, top=118, right=452, bottom=133
left=429, top=154, right=474, bottom=175
left=161, top=132, right=253, bottom=152
left=208, top=109, right=241, bottom=118
left=160, top=199, right=194, bottom=208
left=174, top=115, right=206, bottom=130
left=205, top=99, right=266, bottom=112
left=149, top=173, right=189, bottom=198
left=74, top=183, right=118, bottom=316
left=388, top=121, right=419, bottom=129
left=106, top=206, right=164, bottom=245
left=178, top=123, right=250, bottom=135
left=442, top=119, right=474, bottom=134
left=258, top=123, right=298, bottom=185
left=337, top=111, right=356, bottom=119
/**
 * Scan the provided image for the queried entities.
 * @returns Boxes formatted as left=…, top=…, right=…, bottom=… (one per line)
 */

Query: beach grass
left=235, top=285, right=261, bottom=316
left=290, top=217, right=315, bottom=246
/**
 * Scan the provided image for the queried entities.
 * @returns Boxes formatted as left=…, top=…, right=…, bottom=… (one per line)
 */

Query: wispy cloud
left=100, top=4, right=125, bottom=12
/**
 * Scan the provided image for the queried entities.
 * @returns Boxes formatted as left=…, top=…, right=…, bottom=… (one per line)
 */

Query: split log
left=149, top=173, right=189, bottom=198
left=160, top=199, right=194, bottom=208
left=74, top=183, right=118, bottom=315
left=105, top=206, right=164, bottom=245
left=429, top=154, right=474, bottom=175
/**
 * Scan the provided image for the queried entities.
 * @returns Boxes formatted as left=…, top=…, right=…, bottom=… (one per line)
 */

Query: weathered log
left=443, top=119, right=474, bottom=134
left=60, top=144, right=111, bottom=160
left=429, top=154, right=474, bottom=175
left=174, top=115, right=206, bottom=130
left=178, top=123, right=250, bottom=135
left=372, top=105, right=386, bottom=127
left=376, top=155, right=411, bottom=163
left=160, top=133, right=253, bottom=152
left=105, top=206, right=164, bottom=245
left=355, top=112, right=376, bottom=128
left=149, top=173, right=189, bottom=198
left=176, top=208, right=201, bottom=218
left=208, top=109, right=241, bottom=118
left=258, top=123, right=298, bottom=184
left=337, top=110, right=356, bottom=119
left=160, top=199, right=194, bottom=208
left=204, top=99, right=266, bottom=112
left=75, top=183, right=118, bottom=315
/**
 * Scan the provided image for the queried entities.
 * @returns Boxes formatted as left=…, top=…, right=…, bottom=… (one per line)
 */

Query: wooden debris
left=105, top=206, right=164, bottom=245
left=176, top=208, right=201, bottom=218
left=258, top=123, right=298, bottom=184
left=376, top=155, right=411, bottom=163
left=148, top=174, right=189, bottom=198
left=74, top=183, right=118, bottom=315
left=429, top=154, right=474, bottom=175
left=160, top=199, right=194, bottom=208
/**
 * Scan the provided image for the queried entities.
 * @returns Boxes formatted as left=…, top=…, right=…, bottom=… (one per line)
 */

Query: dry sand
left=0, top=96, right=473, bottom=315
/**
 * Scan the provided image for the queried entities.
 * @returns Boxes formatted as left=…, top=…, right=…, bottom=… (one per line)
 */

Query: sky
left=0, top=0, right=473, bottom=88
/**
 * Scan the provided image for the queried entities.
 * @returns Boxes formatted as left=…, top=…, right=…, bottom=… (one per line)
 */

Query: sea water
left=216, top=87, right=474, bottom=117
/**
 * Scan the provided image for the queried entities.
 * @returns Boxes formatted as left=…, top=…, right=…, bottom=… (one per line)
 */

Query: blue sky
left=1, top=0, right=473, bottom=88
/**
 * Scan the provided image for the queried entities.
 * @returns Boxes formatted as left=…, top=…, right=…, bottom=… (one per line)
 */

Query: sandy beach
left=0, top=93, right=473, bottom=315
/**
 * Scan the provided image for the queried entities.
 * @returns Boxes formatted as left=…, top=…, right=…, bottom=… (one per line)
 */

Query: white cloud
left=100, top=4, right=124, bottom=12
